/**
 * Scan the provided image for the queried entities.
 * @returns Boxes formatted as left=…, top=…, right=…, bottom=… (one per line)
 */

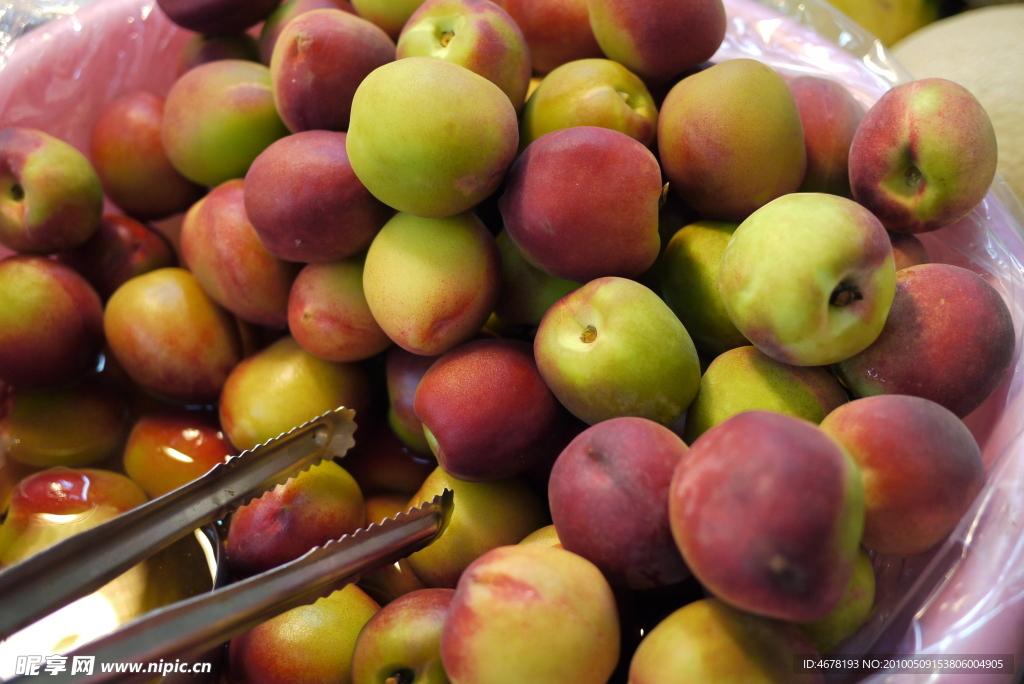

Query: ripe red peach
left=549, top=417, right=690, bottom=589
left=0, top=255, right=104, bottom=389
left=819, top=395, right=985, bottom=556
left=414, top=339, right=562, bottom=481
left=122, top=412, right=234, bottom=498
left=56, top=214, right=176, bottom=302
left=586, top=0, right=726, bottom=84
left=491, top=0, right=602, bottom=74
left=270, top=10, right=395, bottom=133
left=834, top=263, right=1015, bottom=418
left=226, top=459, right=365, bottom=577
left=89, top=92, right=205, bottom=220
left=670, top=411, right=865, bottom=622
left=787, top=75, right=864, bottom=197
left=499, top=126, right=662, bottom=282
left=259, top=0, right=356, bottom=64
left=244, top=131, right=392, bottom=264
left=180, top=179, right=298, bottom=328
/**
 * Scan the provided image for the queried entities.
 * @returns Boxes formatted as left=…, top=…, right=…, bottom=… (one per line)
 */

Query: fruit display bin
left=2, top=0, right=1024, bottom=681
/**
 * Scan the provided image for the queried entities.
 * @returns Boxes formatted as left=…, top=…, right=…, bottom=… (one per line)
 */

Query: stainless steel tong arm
left=0, top=406, right=358, bottom=640
left=5, top=489, right=454, bottom=684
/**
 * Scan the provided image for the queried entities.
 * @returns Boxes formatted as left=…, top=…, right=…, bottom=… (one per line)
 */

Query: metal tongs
left=0, top=407, right=454, bottom=683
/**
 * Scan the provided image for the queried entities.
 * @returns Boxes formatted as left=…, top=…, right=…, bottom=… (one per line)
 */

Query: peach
left=849, top=78, right=998, bottom=234
left=226, top=459, right=365, bottom=577
left=270, top=10, right=395, bottom=133
left=362, top=211, right=500, bottom=356
left=659, top=220, right=747, bottom=358
left=549, top=417, right=690, bottom=589
left=683, top=346, right=848, bottom=443
left=492, top=0, right=600, bottom=73
left=288, top=258, right=392, bottom=363
left=586, top=0, right=726, bottom=84
left=122, top=412, right=233, bottom=498
left=0, top=467, right=147, bottom=566
left=405, top=467, right=547, bottom=588
left=259, top=0, right=356, bottom=64
left=89, top=92, right=205, bottom=220
left=658, top=59, right=806, bottom=220
left=156, top=0, right=278, bottom=33
left=56, top=214, right=176, bottom=302
left=342, top=423, right=436, bottom=496
left=181, top=179, right=298, bottom=328
left=104, top=268, right=243, bottom=403
left=229, top=584, right=380, bottom=684
left=670, top=411, right=865, bottom=622
left=0, top=127, right=102, bottom=253
left=0, top=255, right=104, bottom=389
left=351, top=588, right=454, bottom=684
left=834, top=263, right=1015, bottom=418
left=798, top=547, right=875, bottom=653
left=385, top=347, right=440, bottom=455
left=414, top=339, right=562, bottom=481
left=219, top=336, right=372, bottom=452
left=787, top=75, right=864, bottom=198
left=628, top=599, right=822, bottom=684
left=346, top=57, right=518, bottom=218
left=2, top=376, right=129, bottom=469
left=398, top=0, right=531, bottom=113
left=162, top=60, right=289, bottom=188
left=819, top=395, right=985, bottom=556
left=493, top=230, right=579, bottom=328
left=440, top=544, right=620, bottom=684
left=178, top=33, right=260, bottom=74
left=519, top=58, right=658, bottom=149
left=244, top=130, right=392, bottom=263
left=889, top=232, right=929, bottom=270
left=499, top=126, right=662, bottom=282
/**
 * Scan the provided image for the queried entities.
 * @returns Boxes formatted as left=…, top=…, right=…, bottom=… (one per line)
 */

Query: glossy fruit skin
left=226, top=459, right=365, bottom=577
left=0, top=127, right=103, bottom=254
left=123, top=413, right=234, bottom=498
left=0, top=255, right=104, bottom=389
left=104, top=267, right=243, bottom=403
left=89, top=92, right=205, bottom=220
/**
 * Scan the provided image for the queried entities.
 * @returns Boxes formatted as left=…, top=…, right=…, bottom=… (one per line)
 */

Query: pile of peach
left=0, top=0, right=1016, bottom=681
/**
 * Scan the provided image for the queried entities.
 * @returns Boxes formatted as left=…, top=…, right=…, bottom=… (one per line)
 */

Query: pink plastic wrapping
left=1, top=0, right=1023, bottom=680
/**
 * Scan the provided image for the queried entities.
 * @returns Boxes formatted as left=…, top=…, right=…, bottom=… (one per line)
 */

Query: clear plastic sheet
left=1, top=0, right=1022, bottom=681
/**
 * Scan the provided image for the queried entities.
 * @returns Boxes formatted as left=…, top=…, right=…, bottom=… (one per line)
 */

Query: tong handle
left=0, top=407, right=356, bottom=640
left=16, top=489, right=453, bottom=684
